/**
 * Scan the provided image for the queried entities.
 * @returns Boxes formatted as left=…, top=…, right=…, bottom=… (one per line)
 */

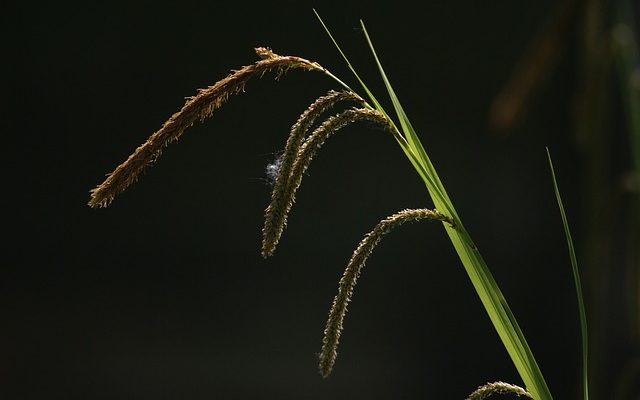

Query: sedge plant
left=89, top=14, right=589, bottom=400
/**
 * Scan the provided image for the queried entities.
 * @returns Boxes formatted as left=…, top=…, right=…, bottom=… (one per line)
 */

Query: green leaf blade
left=316, top=13, right=554, bottom=400
left=358, top=21, right=455, bottom=210
left=358, top=20, right=553, bottom=399
left=313, top=10, right=383, bottom=112
left=547, top=148, right=589, bottom=400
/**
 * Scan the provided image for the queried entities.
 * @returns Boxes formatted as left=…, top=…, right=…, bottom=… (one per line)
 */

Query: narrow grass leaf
left=547, top=148, right=589, bottom=400
left=313, top=11, right=419, bottom=174
left=357, top=20, right=552, bottom=400
left=316, top=15, right=553, bottom=399
left=359, top=21, right=455, bottom=213
left=313, top=10, right=384, bottom=113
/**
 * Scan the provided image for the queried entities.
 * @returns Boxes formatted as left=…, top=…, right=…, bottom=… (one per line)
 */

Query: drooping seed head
left=88, top=48, right=325, bottom=208
left=319, top=208, right=452, bottom=377
left=261, top=91, right=365, bottom=257
left=261, top=107, right=390, bottom=258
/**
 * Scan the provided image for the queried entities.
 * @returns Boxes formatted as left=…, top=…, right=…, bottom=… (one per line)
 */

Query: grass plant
left=548, top=149, right=590, bottom=400
left=89, top=14, right=591, bottom=399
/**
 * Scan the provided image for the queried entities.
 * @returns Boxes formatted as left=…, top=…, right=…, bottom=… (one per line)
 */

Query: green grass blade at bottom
left=433, top=196, right=552, bottom=400
left=358, top=21, right=552, bottom=400
left=547, top=148, right=589, bottom=400
left=314, top=13, right=553, bottom=400
left=358, top=21, right=455, bottom=214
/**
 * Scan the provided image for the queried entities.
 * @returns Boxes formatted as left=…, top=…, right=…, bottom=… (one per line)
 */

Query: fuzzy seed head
left=261, top=91, right=365, bottom=256
left=319, top=208, right=452, bottom=377
left=261, top=106, right=389, bottom=258
left=88, top=48, right=325, bottom=208
left=466, top=381, right=532, bottom=400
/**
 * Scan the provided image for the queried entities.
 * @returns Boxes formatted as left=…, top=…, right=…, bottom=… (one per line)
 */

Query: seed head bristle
left=255, top=47, right=277, bottom=60
left=262, top=91, right=365, bottom=257
left=318, top=208, right=452, bottom=378
left=261, top=107, right=390, bottom=258
left=466, top=381, right=533, bottom=400
left=88, top=48, right=325, bottom=208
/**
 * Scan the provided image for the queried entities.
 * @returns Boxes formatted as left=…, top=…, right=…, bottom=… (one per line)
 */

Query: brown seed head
left=466, top=381, right=533, bottom=400
left=88, top=48, right=324, bottom=208
left=318, top=208, right=452, bottom=377
left=261, top=107, right=390, bottom=257
left=261, top=91, right=365, bottom=257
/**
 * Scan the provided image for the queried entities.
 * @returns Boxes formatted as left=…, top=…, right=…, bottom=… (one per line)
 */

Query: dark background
left=5, top=1, right=638, bottom=399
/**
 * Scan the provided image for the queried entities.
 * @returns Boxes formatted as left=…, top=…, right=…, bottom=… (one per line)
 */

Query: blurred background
left=5, top=0, right=639, bottom=399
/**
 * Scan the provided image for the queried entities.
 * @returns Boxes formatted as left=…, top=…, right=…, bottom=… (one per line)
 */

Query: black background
left=6, top=1, right=594, bottom=399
